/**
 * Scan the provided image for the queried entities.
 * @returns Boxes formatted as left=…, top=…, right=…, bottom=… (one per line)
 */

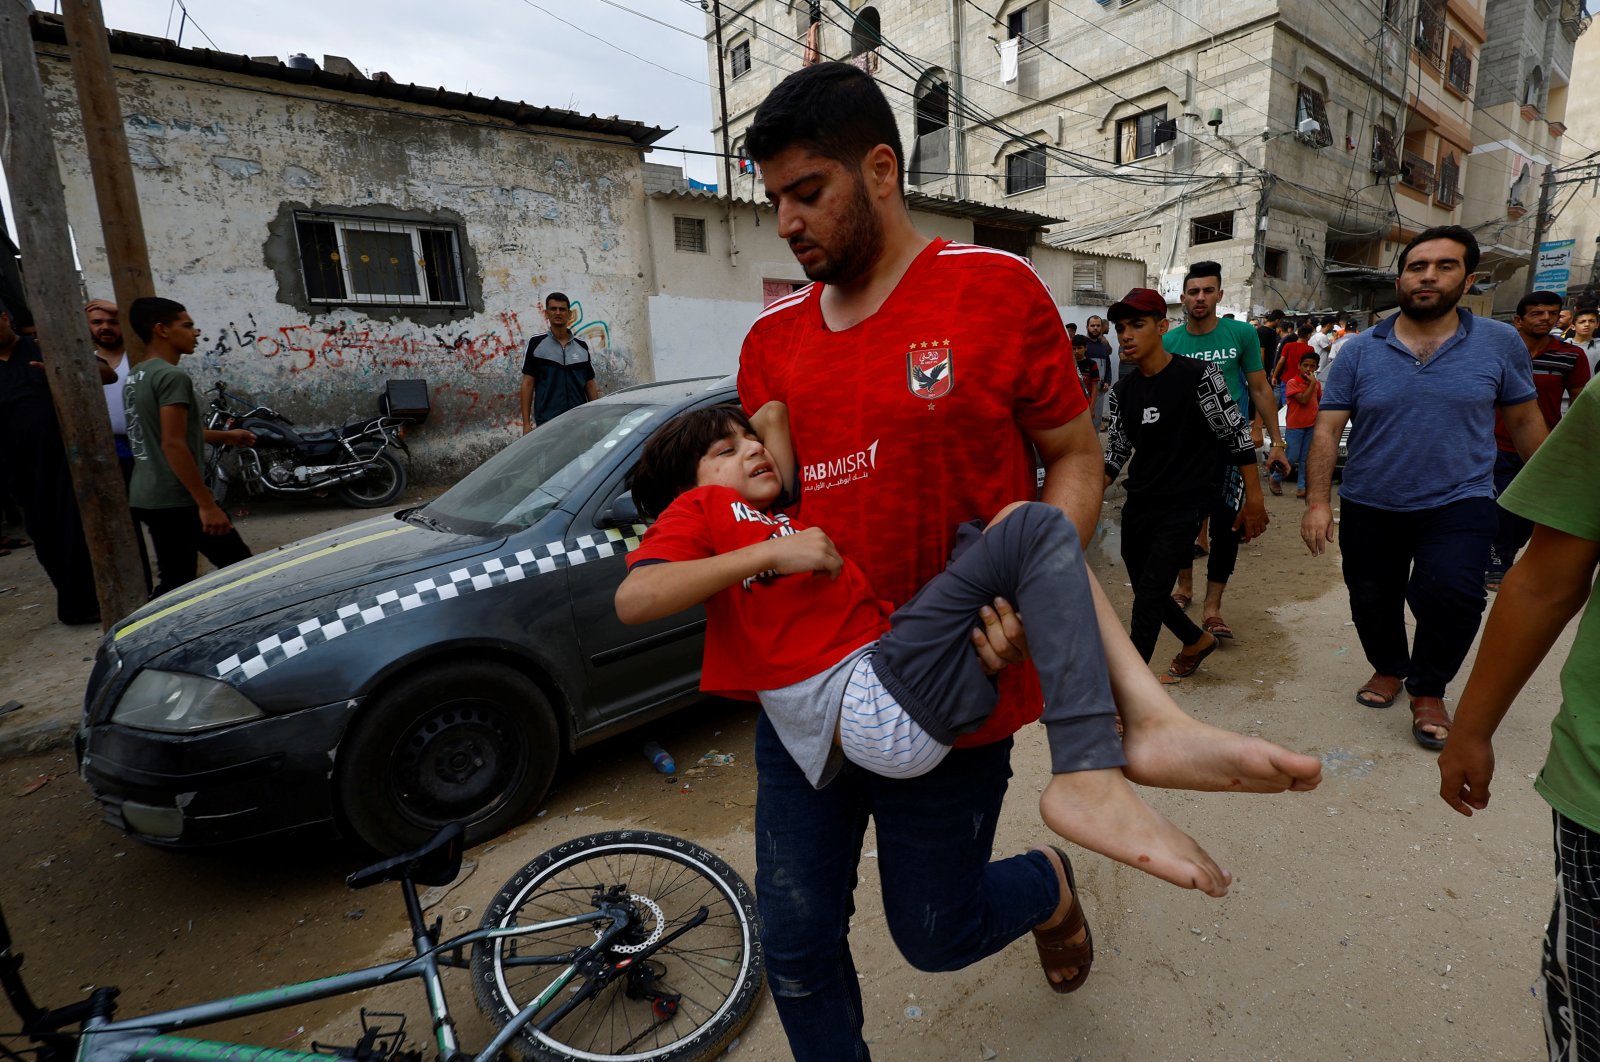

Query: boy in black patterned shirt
left=1102, top=288, right=1265, bottom=680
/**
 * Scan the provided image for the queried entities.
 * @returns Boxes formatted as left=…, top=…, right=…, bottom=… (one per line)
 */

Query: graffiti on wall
left=201, top=310, right=532, bottom=376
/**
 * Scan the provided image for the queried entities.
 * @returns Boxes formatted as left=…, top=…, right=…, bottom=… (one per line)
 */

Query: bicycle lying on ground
left=0, top=826, right=763, bottom=1062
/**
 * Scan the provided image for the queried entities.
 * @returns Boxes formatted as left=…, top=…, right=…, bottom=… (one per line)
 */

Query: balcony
left=1400, top=152, right=1436, bottom=194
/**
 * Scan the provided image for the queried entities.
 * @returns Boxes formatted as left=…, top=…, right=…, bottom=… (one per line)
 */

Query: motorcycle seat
left=299, top=427, right=341, bottom=442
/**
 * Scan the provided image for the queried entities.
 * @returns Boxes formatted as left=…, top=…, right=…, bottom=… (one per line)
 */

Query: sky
left=3, top=0, right=721, bottom=240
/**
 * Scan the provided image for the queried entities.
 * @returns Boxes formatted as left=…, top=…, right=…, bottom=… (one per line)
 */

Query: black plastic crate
left=380, top=379, right=430, bottom=424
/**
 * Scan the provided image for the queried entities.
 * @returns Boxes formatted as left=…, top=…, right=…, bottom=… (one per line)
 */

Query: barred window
left=673, top=216, right=707, bottom=254
left=294, top=213, right=465, bottom=306
left=730, top=40, right=751, bottom=79
left=1191, top=211, right=1235, bottom=245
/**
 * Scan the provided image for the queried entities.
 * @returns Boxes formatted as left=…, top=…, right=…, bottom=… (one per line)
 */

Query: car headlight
left=111, top=669, right=264, bottom=733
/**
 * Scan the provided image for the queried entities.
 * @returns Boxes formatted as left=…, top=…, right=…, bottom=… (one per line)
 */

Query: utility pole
left=60, top=0, right=154, bottom=359
left=1525, top=163, right=1556, bottom=299
left=0, top=0, right=146, bottom=628
left=709, top=0, right=738, bottom=266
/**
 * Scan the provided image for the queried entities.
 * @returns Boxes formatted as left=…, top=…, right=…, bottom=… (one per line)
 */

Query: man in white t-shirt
left=87, top=298, right=150, bottom=593
left=1308, top=318, right=1335, bottom=363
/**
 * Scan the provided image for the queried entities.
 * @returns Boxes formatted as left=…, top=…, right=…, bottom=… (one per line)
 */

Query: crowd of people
left=615, top=61, right=1600, bottom=1061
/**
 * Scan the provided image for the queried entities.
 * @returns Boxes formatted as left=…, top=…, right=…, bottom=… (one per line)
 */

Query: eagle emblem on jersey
left=907, top=344, right=954, bottom=400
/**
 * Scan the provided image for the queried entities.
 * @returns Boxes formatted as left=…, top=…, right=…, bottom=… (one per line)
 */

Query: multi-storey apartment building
left=707, top=0, right=1490, bottom=317
left=1467, top=0, right=1588, bottom=313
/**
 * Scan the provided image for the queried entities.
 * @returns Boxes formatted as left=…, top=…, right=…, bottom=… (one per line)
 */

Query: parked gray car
left=78, top=378, right=733, bottom=854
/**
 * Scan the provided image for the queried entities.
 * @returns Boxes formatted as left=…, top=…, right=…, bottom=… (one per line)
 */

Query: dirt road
left=0, top=486, right=1569, bottom=1060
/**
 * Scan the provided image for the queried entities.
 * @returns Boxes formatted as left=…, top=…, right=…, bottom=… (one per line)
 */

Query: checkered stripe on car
left=211, top=525, right=648, bottom=683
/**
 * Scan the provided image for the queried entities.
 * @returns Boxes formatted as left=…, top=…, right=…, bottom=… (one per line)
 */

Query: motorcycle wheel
left=337, top=442, right=407, bottom=508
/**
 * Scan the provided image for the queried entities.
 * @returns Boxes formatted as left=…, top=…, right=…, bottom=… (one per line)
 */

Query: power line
left=513, top=0, right=709, bottom=87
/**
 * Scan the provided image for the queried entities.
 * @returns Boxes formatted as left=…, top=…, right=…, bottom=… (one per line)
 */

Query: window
left=295, top=213, right=465, bottom=306
left=911, top=75, right=950, bottom=186
left=1415, top=0, right=1445, bottom=62
left=850, top=7, right=880, bottom=56
left=1447, top=41, right=1474, bottom=94
left=1007, top=1, right=1048, bottom=95
left=730, top=39, right=751, bottom=79
left=1005, top=144, right=1046, bottom=194
left=1370, top=119, right=1401, bottom=176
left=762, top=278, right=807, bottom=306
left=1117, top=105, right=1172, bottom=164
left=1295, top=85, right=1333, bottom=147
left=1071, top=258, right=1104, bottom=292
left=1264, top=247, right=1287, bottom=279
left=1190, top=211, right=1235, bottom=245
left=1523, top=65, right=1545, bottom=108
left=1435, top=152, right=1461, bottom=208
left=673, top=216, right=707, bottom=254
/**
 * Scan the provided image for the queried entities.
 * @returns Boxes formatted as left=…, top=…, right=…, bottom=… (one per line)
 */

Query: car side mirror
left=597, top=490, right=642, bottom=529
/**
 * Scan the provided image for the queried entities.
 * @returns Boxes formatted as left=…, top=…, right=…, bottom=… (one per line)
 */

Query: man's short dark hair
left=744, top=62, right=904, bottom=186
left=1264, top=309, right=1285, bottom=322
left=629, top=404, right=757, bottom=521
left=1516, top=290, right=1564, bottom=317
left=545, top=292, right=570, bottom=308
left=1398, top=225, right=1481, bottom=274
left=1183, top=260, right=1223, bottom=287
left=1297, top=324, right=1314, bottom=339
left=1577, top=307, right=1600, bottom=320
left=129, top=297, right=186, bottom=342
left=1065, top=322, right=1078, bottom=333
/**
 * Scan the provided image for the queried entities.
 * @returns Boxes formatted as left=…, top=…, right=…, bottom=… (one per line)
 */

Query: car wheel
left=338, top=661, right=560, bottom=854
left=337, top=443, right=407, bottom=508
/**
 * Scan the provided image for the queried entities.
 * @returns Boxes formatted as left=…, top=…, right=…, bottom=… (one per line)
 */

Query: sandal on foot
left=1032, top=846, right=1093, bottom=994
left=1410, top=697, right=1451, bottom=751
left=1171, top=592, right=1192, bottom=611
left=1269, top=480, right=1283, bottom=495
left=0, top=537, right=27, bottom=550
left=1355, top=673, right=1403, bottom=709
left=1202, top=615, right=1234, bottom=639
left=1166, top=635, right=1219, bottom=679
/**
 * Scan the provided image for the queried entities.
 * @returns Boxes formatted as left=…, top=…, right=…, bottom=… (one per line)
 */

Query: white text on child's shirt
left=730, top=501, right=798, bottom=590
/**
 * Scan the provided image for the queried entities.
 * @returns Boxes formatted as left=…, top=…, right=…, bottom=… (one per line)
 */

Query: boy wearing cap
left=1104, top=288, right=1266, bottom=680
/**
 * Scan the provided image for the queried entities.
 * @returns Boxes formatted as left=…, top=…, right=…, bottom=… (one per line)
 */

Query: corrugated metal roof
left=29, top=12, right=670, bottom=147
left=648, top=187, right=1065, bottom=229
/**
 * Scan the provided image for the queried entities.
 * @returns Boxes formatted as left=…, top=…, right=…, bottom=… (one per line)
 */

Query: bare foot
left=1039, top=770, right=1232, bottom=896
left=1122, top=712, right=1322, bottom=794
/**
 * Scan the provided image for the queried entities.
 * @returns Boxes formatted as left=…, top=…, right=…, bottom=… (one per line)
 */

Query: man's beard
left=1398, top=273, right=1469, bottom=322
left=791, top=177, right=883, bottom=285
left=92, top=333, right=121, bottom=350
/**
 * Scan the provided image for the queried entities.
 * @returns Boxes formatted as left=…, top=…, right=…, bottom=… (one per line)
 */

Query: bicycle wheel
left=471, top=831, right=763, bottom=1062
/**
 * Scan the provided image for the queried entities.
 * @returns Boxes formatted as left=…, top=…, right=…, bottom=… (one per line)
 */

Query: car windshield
left=419, top=403, right=660, bottom=535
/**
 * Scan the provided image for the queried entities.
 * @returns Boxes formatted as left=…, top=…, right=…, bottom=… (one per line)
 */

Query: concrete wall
left=641, top=191, right=1145, bottom=380
left=35, top=47, right=657, bottom=483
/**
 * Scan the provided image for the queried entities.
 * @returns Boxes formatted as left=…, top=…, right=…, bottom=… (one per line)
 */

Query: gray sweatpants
left=871, top=501, right=1126, bottom=776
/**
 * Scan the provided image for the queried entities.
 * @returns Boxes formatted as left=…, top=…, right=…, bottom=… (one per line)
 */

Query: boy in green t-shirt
left=1439, top=384, right=1600, bottom=1058
left=124, top=297, right=256, bottom=598
left=1161, top=261, right=1289, bottom=638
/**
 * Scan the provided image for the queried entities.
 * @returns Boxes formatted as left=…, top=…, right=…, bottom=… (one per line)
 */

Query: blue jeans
left=1276, top=426, right=1313, bottom=490
left=754, top=715, right=1060, bottom=1059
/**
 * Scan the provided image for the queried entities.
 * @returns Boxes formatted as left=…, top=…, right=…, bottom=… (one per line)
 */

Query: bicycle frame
left=14, top=891, right=633, bottom=1062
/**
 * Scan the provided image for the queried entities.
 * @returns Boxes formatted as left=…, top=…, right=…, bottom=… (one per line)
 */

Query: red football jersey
left=737, top=238, right=1088, bottom=744
left=628, top=484, right=891, bottom=698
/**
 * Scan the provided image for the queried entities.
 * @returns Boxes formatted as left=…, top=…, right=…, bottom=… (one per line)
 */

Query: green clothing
left=125, top=357, right=204, bottom=510
left=1502, top=385, right=1600, bottom=833
left=1162, top=316, right=1263, bottom=415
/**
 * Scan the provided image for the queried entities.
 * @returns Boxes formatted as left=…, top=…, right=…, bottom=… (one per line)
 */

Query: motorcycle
left=202, top=382, right=412, bottom=509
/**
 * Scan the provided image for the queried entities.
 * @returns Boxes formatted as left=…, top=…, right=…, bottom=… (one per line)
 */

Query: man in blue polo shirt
left=1300, top=225, right=1547, bottom=752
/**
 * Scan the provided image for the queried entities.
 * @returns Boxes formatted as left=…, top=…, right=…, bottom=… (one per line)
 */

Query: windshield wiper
left=405, top=510, right=452, bottom=534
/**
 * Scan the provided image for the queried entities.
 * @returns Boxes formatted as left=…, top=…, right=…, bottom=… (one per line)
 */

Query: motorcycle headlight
left=111, top=669, right=264, bottom=733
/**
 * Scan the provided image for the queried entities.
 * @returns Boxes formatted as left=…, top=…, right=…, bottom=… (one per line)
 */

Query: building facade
left=707, top=0, right=1495, bottom=319
left=31, top=15, right=667, bottom=481
left=640, top=171, right=1145, bottom=380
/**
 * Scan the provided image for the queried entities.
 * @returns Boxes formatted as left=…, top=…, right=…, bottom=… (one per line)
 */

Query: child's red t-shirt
left=737, top=239, right=1087, bottom=744
left=627, top=484, right=891, bottom=699
left=1284, top=374, right=1320, bottom=429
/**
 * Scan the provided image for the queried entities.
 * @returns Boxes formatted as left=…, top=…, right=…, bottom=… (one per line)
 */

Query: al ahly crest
left=907, top=342, right=954, bottom=399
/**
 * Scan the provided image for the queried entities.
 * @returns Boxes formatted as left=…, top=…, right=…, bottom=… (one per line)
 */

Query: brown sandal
left=1032, top=846, right=1093, bottom=994
left=1165, top=635, right=1219, bottom=680
left=1410, top=697, right=1451, bottom=751
left=1355, top=673, right=1403, bottom=709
